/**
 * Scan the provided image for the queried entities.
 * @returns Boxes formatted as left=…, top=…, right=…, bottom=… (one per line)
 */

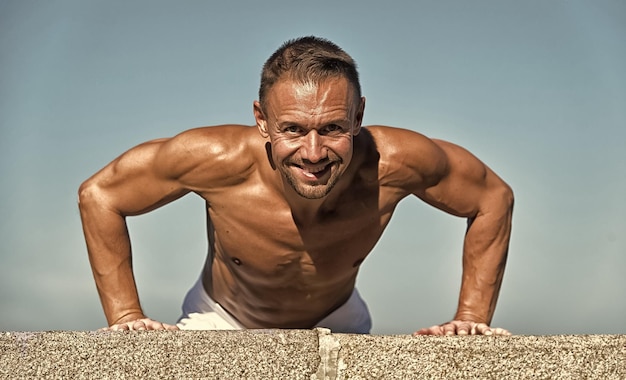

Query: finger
left=413, top=328, right=430, bottom=336
left=491, top=327, right=511, bottom=336
left=413, top=325, right=443, bottom=336
left=442, top=323, right=457, bottom=336
left=110, top=323, right=129, bottom=331
left=149, top=322, right=165, bottom=330
left=455, top=321, right=472, bottom=336
left=475, top=323, right=492, bottom=335
left=132, top=320, right=147, bottom=331
left=139, top=318, right=179, bottom=331
left=141, top=319, right=164, bottom=330
left=147, top=319, right=176, bottom=330
left=151, top=321, right=169, bottom=330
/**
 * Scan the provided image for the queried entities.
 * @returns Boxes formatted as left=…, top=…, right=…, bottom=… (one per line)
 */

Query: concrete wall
left=1, top=329, right=624, bottom=379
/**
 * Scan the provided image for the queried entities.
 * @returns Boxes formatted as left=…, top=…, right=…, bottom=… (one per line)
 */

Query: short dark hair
left=259, top=36, right=361, bottom=109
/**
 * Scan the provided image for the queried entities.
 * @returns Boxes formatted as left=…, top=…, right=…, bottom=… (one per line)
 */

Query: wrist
left=453, top=312, right=489, bottom=324
left=110, top=310, right=145, bottom=326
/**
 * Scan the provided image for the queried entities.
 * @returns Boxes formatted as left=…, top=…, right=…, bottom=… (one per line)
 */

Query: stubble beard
left=280, top=161, right=342, bottom=199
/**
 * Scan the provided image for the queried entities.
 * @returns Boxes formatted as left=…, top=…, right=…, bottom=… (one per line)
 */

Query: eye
left=322, top=124, right=343, bottom=134
left=283, top=125, right=301, bottom=134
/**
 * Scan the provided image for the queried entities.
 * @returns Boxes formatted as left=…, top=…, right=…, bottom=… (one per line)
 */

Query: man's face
left=254, top=77, right=365, bottom=199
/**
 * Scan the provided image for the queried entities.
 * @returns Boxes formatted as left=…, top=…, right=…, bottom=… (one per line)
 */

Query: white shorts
left=176, top=277, right=372, bottom=333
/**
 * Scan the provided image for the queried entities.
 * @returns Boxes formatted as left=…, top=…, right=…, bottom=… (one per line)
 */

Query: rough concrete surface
left=335, top=332, right=626, bottom=379
left=0, top=329, right=624, bottom=379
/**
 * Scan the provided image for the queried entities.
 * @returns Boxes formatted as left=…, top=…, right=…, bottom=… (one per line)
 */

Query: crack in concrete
left=311, top=328, right=346, bottom=380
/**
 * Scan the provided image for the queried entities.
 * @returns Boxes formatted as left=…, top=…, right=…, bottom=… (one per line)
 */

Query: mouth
left=291, top=162, right=333, bottom=181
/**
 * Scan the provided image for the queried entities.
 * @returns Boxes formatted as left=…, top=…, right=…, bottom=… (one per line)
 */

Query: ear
left=352, top=96, right=366, bottom=136
left=253, top=101, right=269, bottom=138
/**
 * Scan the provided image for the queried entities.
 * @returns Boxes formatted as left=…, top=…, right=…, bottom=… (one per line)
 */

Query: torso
left=186, top=125, right=424, bottom=328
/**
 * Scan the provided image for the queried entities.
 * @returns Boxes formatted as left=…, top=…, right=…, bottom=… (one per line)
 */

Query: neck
left=282, top=152, right=365, bottom=225
left=281, top=177, right=332, bottom=224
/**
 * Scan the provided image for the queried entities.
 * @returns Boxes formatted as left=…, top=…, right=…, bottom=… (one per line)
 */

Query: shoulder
left=361, top=126, right=449, bottom=190
left=364, top=125, right=444, bottom=157
left=154, top=125, right=263, bottom=189
left=160, top=124, right=257, bottom=158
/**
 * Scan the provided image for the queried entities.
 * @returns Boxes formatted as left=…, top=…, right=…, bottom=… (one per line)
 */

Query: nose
left=301, top=130, right=326, bottom=163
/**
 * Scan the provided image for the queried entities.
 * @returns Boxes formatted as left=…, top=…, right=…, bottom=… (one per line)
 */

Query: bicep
left=414, top=140, right=502, bottom=218
left=82, top=139, right=190, bottom=217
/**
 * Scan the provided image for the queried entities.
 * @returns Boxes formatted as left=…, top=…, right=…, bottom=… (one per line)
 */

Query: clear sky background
left=1, top=1, right=624, bottom=334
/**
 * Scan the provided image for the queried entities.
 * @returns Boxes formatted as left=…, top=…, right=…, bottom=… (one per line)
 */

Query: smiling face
left=254, top=77, right=365, bottom=199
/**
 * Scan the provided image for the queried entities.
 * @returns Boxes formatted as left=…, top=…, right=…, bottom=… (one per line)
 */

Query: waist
left=203, top=272, right=356, bottom=329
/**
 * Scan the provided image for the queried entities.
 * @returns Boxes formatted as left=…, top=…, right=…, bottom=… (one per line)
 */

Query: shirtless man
left=79, top=36, right=513, bottom=336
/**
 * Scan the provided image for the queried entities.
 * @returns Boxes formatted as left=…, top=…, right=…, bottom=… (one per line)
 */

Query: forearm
left=79, top=188, right=144, bottom=325
left=455, top=189, right=513, bottom=324
left=94, top=257, right=144, bottom=326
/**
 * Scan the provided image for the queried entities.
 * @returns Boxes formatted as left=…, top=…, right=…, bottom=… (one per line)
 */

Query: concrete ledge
left=1, top=329, right=624, bottom=379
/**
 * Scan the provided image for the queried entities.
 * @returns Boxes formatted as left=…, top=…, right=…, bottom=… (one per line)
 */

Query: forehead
left=265, top=77, right=357, bottom=115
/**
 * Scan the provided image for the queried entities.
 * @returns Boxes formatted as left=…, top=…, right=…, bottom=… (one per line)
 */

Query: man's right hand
left=99, top=317, right=179, bottom=331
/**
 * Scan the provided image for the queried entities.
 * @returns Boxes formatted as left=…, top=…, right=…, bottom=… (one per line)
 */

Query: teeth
left=299, top=164, right=327, bottom=178
left=304, top=166, right=325, bottom=174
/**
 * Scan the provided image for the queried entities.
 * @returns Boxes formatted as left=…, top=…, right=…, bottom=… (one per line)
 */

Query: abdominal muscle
left=198, top=205, right=384, bottom=329
left=201, top=247, right=359, bottom=329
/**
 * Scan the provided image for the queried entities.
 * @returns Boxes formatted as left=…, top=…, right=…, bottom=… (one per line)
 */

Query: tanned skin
left=79, top=77, right=513, bottom=335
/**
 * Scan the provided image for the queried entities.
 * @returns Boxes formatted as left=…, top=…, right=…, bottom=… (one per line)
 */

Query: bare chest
left=201, top=183, right=395, bottom=285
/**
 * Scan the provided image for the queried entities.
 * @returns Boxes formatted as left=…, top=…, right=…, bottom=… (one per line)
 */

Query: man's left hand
left=414, top=320, right=511, bottom=336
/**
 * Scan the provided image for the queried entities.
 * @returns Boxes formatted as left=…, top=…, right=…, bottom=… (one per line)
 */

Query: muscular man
left=79, top=36, right=513, bottom=336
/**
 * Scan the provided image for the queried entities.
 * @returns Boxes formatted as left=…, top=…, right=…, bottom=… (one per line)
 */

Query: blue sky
left=1, top=0, right=624, bottom=334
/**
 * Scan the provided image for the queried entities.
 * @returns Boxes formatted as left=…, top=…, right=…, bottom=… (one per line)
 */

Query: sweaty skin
left=79, top=77, right=513, bottom=335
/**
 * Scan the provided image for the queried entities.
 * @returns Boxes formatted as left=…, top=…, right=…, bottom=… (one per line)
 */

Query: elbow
left=77, top=180, right=91, bottom=209
left=505, top=183, right=514, bottom=210
left=77, top=178, right=103, bottom=213
left=482, top=178, right=513, bottom=217
left=497, top=181, right=514, bottom=214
